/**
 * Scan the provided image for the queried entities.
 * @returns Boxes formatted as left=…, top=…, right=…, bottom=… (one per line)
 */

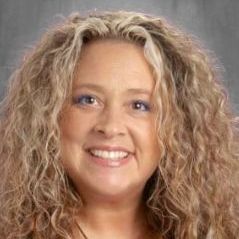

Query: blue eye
left=132, top=100, right=151, bottom=112
left=73, top=95, right=97, bottom=105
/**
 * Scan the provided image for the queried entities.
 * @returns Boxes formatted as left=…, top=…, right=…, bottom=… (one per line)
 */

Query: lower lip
left=88, top=152, right=133, bottom=168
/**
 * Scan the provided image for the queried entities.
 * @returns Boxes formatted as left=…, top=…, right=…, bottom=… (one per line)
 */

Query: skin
left=60, top=39, right=161, bottom=239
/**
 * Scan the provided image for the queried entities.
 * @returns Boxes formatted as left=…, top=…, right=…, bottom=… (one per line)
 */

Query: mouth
left=89, top=149, right=129, bottom=160
left=86, top=147, right=133, bottom=167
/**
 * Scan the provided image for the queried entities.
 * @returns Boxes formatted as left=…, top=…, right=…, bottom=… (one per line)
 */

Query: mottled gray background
left=0, top=0, right=238, bottom=112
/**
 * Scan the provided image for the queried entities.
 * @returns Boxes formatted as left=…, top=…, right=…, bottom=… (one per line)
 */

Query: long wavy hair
left=0, top=11, right=238, bottom=239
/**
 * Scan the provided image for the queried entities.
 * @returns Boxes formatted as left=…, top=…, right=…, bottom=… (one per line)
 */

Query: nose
left=93, top=105, right=126, bottom=138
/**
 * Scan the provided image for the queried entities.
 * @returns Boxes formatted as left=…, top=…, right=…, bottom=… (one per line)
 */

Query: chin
left=84, top=180, right=145, bottom=201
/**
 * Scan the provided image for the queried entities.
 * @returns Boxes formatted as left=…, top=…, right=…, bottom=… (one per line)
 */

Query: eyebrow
left=73, top=83, right=152, bottom=95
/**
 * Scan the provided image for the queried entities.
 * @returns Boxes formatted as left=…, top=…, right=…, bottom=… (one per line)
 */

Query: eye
left=73, top=94, right=98, bottom=106
left=132, top=100, right=151, bottom=112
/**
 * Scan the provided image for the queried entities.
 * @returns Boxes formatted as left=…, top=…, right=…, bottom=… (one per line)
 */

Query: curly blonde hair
left=0, top=11, right=238, bottom=239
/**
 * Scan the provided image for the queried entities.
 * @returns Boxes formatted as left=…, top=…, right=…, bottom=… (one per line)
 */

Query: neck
left=74, top=192, right=151, bottom=239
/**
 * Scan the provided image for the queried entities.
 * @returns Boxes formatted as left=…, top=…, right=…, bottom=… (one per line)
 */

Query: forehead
left=73, top=39, right=155, bottom=91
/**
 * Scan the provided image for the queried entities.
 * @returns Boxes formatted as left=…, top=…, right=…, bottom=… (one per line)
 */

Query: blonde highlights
left=0, top=11, right=238, bottom=238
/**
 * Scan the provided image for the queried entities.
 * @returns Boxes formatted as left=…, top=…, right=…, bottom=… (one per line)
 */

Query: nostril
left=93, top=121, right=126, bottom=138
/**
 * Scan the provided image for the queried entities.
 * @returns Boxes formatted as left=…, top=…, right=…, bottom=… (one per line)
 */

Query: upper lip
left=85, top=145, right=133, bottom=154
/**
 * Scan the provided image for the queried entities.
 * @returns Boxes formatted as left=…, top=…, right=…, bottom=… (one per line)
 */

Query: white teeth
left=90, top=149, right=129, bottom=160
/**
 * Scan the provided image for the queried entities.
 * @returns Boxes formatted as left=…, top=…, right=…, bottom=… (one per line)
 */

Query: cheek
left=145, top=124, right=160, bottom=164
left=59, top=111, right=89, bottom=167
left=133, top=119, right=159, bottom=150
left=60, top=109, right=91, bottom=142
left=132, top=120, right=160, bottom=167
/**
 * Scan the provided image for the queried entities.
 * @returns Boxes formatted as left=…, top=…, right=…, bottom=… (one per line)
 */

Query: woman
left=0, top=11, right=238, bottom=239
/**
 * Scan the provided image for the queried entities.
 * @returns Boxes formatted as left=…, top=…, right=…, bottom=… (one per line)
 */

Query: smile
left=86, top=146, right=133, bottom=168
left=89, top=149, right=129, bottom=160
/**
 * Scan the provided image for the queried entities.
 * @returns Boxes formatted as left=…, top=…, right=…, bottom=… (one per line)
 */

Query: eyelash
left=131, top=100, right=151, bottom=112
left=73, top=95, right=98, bottom=105
left=73, top=95, right=151, bottom=112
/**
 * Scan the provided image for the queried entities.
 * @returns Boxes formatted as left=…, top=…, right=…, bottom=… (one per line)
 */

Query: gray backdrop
left=0, top=0, right=238, bottom=112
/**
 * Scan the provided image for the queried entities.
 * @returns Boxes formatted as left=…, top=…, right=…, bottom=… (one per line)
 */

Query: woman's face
left=60, top=39, right=161, bottom=201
